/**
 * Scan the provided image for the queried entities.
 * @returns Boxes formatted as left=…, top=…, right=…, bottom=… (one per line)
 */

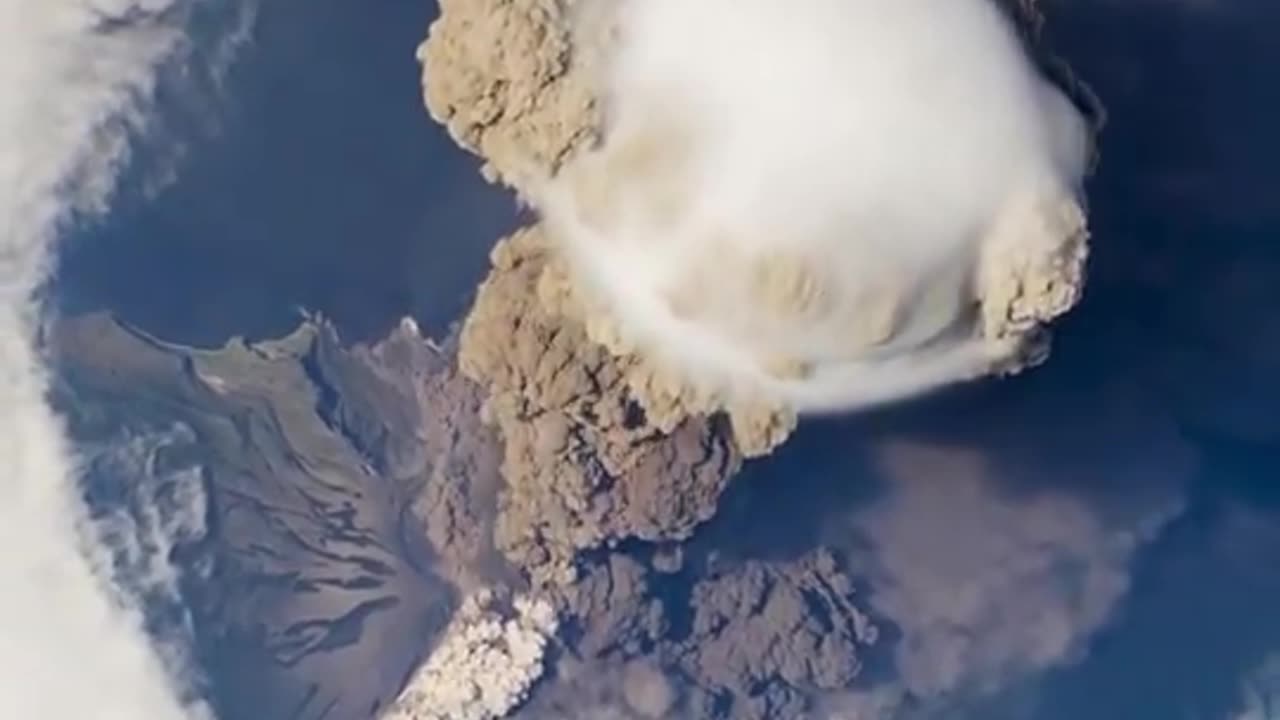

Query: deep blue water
left=55, top=0, right=516, bottom=348
left=1028, top=3, right=1280, bottom=717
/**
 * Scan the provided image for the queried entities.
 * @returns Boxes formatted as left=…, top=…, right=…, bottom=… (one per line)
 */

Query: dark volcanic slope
left=54, top=312, right=497, bottom=720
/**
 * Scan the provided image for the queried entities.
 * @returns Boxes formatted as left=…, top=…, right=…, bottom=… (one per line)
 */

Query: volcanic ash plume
left=537, top=0, right=1092, bottom=414
left=417, top=0, right=1095, bottom=588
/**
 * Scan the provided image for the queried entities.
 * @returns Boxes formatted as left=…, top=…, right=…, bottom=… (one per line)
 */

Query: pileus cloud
left=538, top=0, right=1091, bottom=413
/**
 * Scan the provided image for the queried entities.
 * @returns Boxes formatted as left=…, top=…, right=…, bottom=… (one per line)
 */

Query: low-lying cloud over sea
left=0, top=1, right=251, bottom=716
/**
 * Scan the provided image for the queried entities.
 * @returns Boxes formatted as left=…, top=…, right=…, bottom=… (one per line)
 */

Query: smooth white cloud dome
left=539, top=0, right=1090, bottom=413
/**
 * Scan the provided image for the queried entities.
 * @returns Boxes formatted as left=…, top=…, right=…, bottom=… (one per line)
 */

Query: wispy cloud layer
left=854, top=441, right=1183, bottom=695
left=815, top=375, right=1198, bottom=719
left=0, top=1, right=227, bottom=716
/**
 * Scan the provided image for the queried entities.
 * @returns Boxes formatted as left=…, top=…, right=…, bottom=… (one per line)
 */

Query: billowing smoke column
left=538, top=0, right=1091, bottom=413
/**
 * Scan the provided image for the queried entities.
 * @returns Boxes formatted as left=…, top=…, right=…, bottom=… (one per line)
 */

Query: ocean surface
left=54, top=0, right=516, bottom=349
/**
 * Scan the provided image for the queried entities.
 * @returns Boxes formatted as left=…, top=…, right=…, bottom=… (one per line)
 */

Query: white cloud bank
left=0, top=1, right=227, bottom=717
left=539, top=0, right=1091, bottom=414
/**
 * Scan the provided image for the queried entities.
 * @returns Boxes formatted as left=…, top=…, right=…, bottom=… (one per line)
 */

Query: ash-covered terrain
left=50, top=307, right=884, bottom=720
left=55, top=313, right=474, bottom=718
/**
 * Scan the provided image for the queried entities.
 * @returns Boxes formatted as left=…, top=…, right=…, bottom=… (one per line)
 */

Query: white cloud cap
left=540, top=0, right=1091, bottom=414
